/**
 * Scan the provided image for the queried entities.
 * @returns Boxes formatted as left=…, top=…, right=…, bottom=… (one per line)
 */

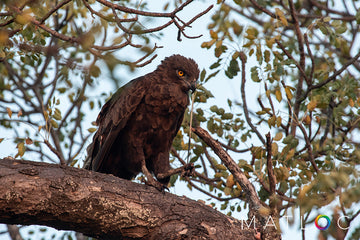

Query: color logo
left=315, top=215, right=331, bottom=230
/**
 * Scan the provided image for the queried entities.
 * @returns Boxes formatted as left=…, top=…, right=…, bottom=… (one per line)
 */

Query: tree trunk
left=0, top=158, right=259, bottom=239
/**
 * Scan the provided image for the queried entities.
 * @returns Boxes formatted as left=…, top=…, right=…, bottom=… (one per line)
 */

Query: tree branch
left=192, top=127, right=281, bottom=239
left=265, top=133, right=276, bottom=195
left=6, top=225, right=23, bottom=240
left=239, top=52, right=266, bottom=145
left=0, top=158, right=258, bottom=240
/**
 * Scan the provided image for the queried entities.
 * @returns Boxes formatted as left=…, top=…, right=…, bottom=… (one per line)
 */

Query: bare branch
left=239, top=52, right=266, bottom=145
left=6, top=225, right=23, bottom=240
left=192, top=126, right=281, bottom=239
left=265, top=133, right=276, bottom=195
left=39, top=0, right=72, bottom=24
left=43, top=139, right=66, bottom=165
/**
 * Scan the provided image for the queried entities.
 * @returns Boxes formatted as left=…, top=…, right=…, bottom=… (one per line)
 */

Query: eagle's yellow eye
left=177, top=70, right=184, bottom=77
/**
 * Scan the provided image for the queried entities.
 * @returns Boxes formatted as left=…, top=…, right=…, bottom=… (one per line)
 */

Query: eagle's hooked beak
left=190, top=81, right=197, bottom=93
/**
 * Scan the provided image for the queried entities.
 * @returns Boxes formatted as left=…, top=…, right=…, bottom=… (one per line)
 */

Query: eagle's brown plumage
left=85, top=55, right=199, bottom=190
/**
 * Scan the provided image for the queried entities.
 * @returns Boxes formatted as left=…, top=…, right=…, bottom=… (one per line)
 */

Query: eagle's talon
left=144, top=178, right=168, bottom=193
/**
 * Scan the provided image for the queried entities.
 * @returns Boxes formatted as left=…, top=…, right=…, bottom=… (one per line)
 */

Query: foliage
left=183, top=1, right=360, bottom=239
left=0, top=0, right=211, bottom=165
left=0, top=0, right=212, bottom=238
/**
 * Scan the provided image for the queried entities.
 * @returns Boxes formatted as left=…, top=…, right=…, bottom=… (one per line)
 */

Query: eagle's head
left=157, top=54, right=200, bottom=93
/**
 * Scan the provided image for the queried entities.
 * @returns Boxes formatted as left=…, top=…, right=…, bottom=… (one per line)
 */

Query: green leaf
left=275, top=90, right=282, bottom=102
left=318, top=24, right=328, bottom=35
left=245, top=27, right=258, bottom=40
left=210, top=30, right=218, bottom=39
left=356, top=10, right=360, bottom=24
left=210, top=105, right=218, bottom=112
left=307, top=100, right=317, bottom=111
left=57, top=88, right=67, bottom=93
left=282, top=135, right=294, bottom=144
left=275, top=8, right=288, bottom=26
left=232, top=20, right=243, bottom=36
left=274, top=132, right=283, bottom=141
left=224, top=187, right=232, bottom=196
left=53, top=108, right=62, bottom=120
left=87, top=127, right=97, bottom=133
left=285, top=86, right=293, bottom=100
left=220, top=202, right=228, bottom=210
left=50, top=119, right=58, bottom=128
left=17, top=142, right=25, bottom=157
left=210, top=62, right=220, bottom=70
left=250, top=66, right=260, bottom=82
left=222, top=113, right=233, bottom=120
left=264, top=50, right=270, bottom=63
left=323, top=16, right=331, bottom=22
left=90, top=65, right=101, bottom=77
left=215, top=164, right=227, bottom=171
left=89, top=101, right=94, bottom=109
left=200, top=69, right=206, bottom=82
left=256, top=110, right=267, bottom=115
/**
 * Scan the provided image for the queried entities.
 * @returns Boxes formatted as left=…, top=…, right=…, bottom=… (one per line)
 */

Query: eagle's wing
left=86, top=75, right=148, bottom=171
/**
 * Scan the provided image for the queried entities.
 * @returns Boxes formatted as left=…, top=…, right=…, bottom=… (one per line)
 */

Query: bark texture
left=0, top=158, right=258, bottom=239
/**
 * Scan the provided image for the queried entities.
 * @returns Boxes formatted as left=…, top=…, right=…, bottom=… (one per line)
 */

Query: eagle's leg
left=141, top=160, right=167, bottom=192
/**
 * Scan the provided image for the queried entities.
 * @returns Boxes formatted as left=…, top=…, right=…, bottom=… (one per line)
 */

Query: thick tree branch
left=0, top=158, right=258, bottom=240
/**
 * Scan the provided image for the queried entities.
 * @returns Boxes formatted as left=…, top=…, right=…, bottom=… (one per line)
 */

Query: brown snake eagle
left=84, top=55, right=199, bottom=191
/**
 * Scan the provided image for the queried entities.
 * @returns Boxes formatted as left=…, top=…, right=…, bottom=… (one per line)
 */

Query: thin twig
left=288, top=0, right=306, bottom=136
left=185, top=176, right=241, bottom=201
left=300, top=50, right=360, bottom=102
left=265, top=133, right=276, bottom=195
left=187, top=92, right=196, bottom=163
left=303, top=33, right=314, bottom=85
left=218, top=141, right=251, bottom=153
left=239, top=52, right=265, bottom=144
left=40, top=0, right=72, bottom=24
left=44, top=139, right=66, bottom=165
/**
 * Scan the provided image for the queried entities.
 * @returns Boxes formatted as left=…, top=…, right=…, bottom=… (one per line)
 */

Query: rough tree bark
left=0, top=157, right=258, bottom=240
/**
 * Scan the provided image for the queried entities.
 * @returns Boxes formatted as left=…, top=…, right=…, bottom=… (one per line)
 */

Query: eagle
left=84, top=54, right=199, bottom=191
